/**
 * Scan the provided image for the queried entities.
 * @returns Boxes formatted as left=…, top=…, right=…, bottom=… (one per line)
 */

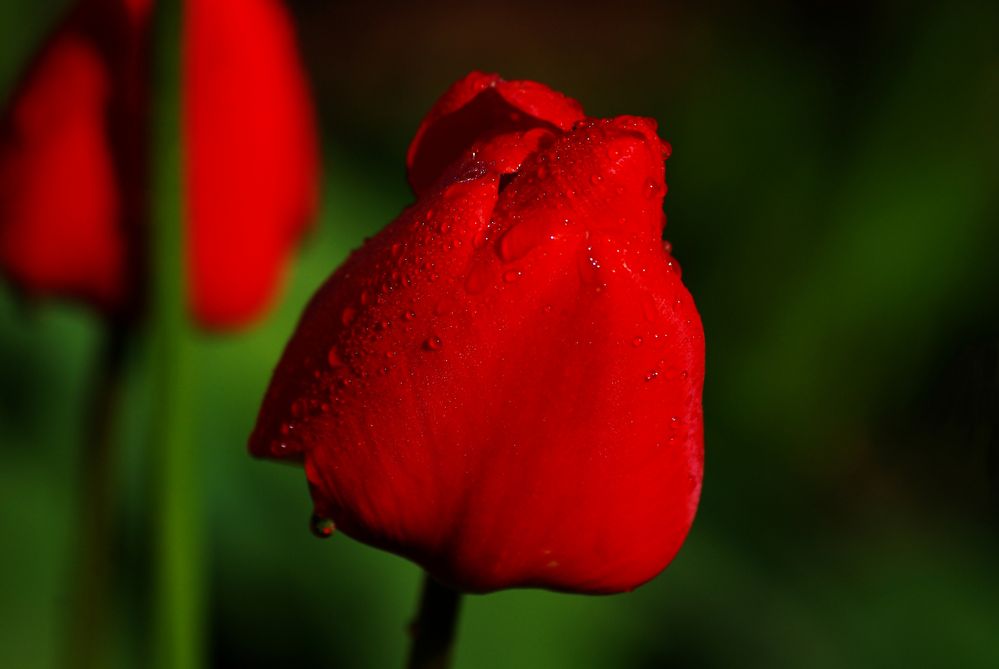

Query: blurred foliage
left=2, top=0, right=998, bottom=667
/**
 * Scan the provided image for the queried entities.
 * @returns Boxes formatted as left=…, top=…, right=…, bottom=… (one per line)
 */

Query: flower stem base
left=406, top=573, right=463, bottom=669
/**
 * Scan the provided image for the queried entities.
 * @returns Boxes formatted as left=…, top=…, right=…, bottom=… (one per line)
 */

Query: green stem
left=406, top=574, right=464, bottom=669
left=66, top=323, right=129, bottom=669
left=149, top=1, right=202, bottom=667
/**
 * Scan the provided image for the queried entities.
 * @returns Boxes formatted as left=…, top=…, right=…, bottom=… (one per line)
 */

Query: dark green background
left=2, top=1, right=998, bottom=667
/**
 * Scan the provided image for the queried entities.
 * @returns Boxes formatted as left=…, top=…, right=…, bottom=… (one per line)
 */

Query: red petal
left=0, top=7, right=128, bottom=311
left=406, top=71, right=583, bottom=196
left=185, top=0, right=319, bottom=329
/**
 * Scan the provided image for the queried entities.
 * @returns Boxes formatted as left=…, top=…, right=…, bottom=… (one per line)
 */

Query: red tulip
left=250, top=72, right=703, bottom=594
left=0, top=0, right=317, bottom=328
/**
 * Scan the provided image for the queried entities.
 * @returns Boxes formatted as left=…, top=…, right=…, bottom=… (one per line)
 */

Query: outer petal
left=251, top=81, right=702, bottom=594
left=185, top=0, right=319, bottom=329
left=0, top=7, right=126, bottom=310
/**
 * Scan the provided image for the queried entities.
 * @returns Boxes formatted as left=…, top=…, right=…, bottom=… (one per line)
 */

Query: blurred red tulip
left=0, top=0, right=318, bottom=328
left=250, top=72, right=704, bottom=594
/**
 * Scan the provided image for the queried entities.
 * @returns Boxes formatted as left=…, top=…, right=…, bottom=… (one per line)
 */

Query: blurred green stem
left=149, top=0, right=202, bottom=668
left=66, top=322, right=129, bottom=669
left=406, top=574, right=463, bottom=669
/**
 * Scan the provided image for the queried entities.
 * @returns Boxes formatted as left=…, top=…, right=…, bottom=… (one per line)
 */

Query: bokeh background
left=2, top=0, right=999, bottom=667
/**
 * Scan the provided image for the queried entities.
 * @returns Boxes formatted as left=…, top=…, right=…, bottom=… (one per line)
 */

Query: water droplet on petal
left=310, top=514, right=335, bottom=539
left=327, top=348, right=343, bottom=368
left=341, top=307, right=356, bottom=325
left=644, top=178, right=662, bottom=198
left=403, top=310, right=416, bottom=321
left=424, top=336, right=443, bottom=351
left=632, top=336, right=643, bottom=347
left=503, top=269, right=523, bottom=283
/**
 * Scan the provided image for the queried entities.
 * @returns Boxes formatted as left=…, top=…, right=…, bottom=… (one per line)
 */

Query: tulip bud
left=250, top=72, right=703, bottom=594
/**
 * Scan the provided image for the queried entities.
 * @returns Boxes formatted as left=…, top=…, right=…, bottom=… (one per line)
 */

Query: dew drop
left=503, top=269, right=523, bottom=283
left=403, top=310, right=416, bottom=321
left=424, top=336, right=443, bottom=351
left=644, top=370, right=659, bottom=382
left=341, top=307, right=356, bottom=325
left=390, top=242, right=402, bottom=257
left=632, top=336, right=643, bottom=347
left=310, top=513, right=335, bottom=539
left=644, top=178, right=662, bottom=198
left=327, top=348, right=343, bottom=368
left=464, top=264, right=491, bottom=294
